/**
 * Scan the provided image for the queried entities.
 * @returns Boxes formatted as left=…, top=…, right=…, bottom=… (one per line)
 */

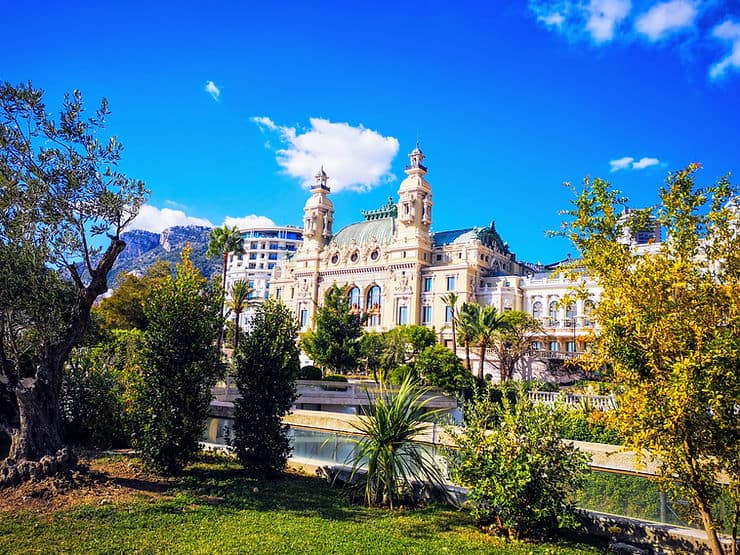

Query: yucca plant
left=346, top=375, right=446, bottom=508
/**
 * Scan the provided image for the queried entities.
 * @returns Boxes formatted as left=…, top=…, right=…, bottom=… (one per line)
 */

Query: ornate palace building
left=269, top=145, right=607, bottom=374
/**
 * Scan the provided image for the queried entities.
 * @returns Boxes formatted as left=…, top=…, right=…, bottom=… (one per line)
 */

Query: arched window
left=348, top=286, right=361, bottom=311
left=549, top=300, right=558, bottom=324
left=532, top=301, right=542, bottom=319
left=366, top=285, right=382, bottom=326
left=584, top=300, right=595, bottom=326
left=565, top=303, right=575, bottom=326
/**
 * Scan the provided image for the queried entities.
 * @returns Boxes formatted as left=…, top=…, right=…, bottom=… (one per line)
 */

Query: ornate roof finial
left=313, top=165, right=330, bottom=192
left=406, top=143, right=427, bottom=174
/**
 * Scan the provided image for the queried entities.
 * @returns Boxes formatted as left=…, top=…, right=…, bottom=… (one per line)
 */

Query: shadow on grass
left=172, top=455, right=365, bottom=523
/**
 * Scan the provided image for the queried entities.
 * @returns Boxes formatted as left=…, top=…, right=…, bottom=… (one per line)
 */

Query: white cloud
left=610, top=156, right=634, bottom=172
left=205, top=80, right=220, bottom=101
left=222, top=214, right=276, bottom=229
left=529, top=0, right=630, bottom=43
left=709, top=20, right=740, bottom=80
left=252, top=116, right=400, bottom=193
left=632, top=156, right=660, bottom=169
left=610, top=155, right=661, bottom=171
left=128, top=205, right=213, bottom=233
left=540, top=12, right=566, bottom=27
left=586, top=0, right=632, bottom=43
left=635, top=0, right=697, bottom=42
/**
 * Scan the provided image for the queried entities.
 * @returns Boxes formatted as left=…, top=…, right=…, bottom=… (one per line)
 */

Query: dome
left=330, top=218, right=395, bottom=247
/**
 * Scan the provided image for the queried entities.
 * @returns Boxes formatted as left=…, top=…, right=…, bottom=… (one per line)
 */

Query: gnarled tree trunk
left=1, top=239, right=124, bottom=488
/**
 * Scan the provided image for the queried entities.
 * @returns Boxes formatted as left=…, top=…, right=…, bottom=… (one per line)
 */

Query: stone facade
left=270, top=145, right=603, bottom=372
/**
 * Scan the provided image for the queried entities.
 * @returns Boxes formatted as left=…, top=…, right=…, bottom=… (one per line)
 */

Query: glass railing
left=202, top=417, right=732, bottom=533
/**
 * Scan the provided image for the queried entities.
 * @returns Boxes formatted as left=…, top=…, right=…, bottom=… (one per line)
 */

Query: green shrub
left=415, top=344, right=474, bottom=394
left=232, top=300, right=299, bottom=477
left=131, top=249, right=223, bottom=474
left=557, top=406, right=621, bottom=444
left=450, top=385, right=590, bottom=539
left=322, top=374, right=348, bottom=383
left=298, top=365, right=323, bottom=380
left=389, top=365, right=416, bottom=385
left=62, top=329, right=143, bottom=449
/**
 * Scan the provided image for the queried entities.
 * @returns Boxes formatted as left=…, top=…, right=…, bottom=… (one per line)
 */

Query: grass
left=0, top=454, right=606, bottom=554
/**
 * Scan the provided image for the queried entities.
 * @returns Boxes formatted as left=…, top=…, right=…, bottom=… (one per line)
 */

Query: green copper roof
left=331, top=217, right=395, bottom=247
left=432, top=222, right=509, bottom=253
left=361, top=196, right=398, bottom=220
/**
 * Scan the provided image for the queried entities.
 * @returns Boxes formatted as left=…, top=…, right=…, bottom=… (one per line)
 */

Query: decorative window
left=584, top=300, right=595, bottom=326
left=330, top=253, right=339, bottom=265
left=532, top=301, right=542, bottom=319
left=532, top=341, right=542, bottom=351
left=370, top=249, right=379, bottom=261
left=446, top=276, right=456, bottom=291
left=566, top=341, right=576, bottom=353
left=348, top=287, right=361, bottom=311
left=366, top=285, right=382, bottom=326
left=549, top=300, right=558, bottom=323
left=565, top=303, right=575, bottom=325
left=549, top=341, right=559, bottom=352
left=422, top=305, right=432, bottom=324
left=397, top=305, right=408, bottom=326
left=350, top=251, right=359, bottom=263
left=423, top=277, right=432, bottom=292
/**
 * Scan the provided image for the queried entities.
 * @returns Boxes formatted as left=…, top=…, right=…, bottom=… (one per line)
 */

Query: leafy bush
left=131, top=249, right=223, bottom=474
left=321, top=374, right=348, bottom=383
left=388, top=364, right=416, bottom=385
left=450, top=385, right=590, bottom=539
left=347, top=376, right=445, bottom=508
left=557, top=406, right=621, bottom=445
left=232, top=299, right=299, bottom=477
left=298, top=365, right=322, bottom=380
left=415, top=344, right=474, bottom=394
left=62, top=330, right=143, bottom=449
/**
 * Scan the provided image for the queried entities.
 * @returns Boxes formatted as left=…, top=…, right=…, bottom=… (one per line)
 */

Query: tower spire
left=405, top=143, right=427, bottom=176
left=313, top=165, right=330, bottom=191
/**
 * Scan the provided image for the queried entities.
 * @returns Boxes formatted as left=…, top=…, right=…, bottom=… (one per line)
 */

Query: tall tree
left=131, top=248, right=222, bottom=474
left=94, top=260, right=171, bottom=331
left=0, top=82, right=146, bottom=483
left=232, top=299, right=299, bottom=477
left=457, top=301, right=477, bottom=372
left=460, top=303, right=506, bottom=380
left=440, top=292, right=459, bottom=355
left=557, top=164, right=740, bottom=555
left=206, top=224, right=245, bottom=348
left=488, top=310, right=544, bottom=382
left=226, top=279, right=255, bottom=350
left=301, top=286, right=364, bottom=375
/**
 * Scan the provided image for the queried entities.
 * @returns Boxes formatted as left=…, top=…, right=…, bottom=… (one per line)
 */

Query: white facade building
left=224, top=225, right=304, bottom=329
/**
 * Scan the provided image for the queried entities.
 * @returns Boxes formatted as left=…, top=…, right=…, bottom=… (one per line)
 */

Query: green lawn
left=0, top=455, right=605, bottom=554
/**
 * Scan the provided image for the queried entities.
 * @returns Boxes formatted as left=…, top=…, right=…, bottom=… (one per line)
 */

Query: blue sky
left=3, top=0, right=739, bottom=263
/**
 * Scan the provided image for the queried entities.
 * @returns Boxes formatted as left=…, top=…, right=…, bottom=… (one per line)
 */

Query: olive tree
left=0, top=82, right=146, bottom=484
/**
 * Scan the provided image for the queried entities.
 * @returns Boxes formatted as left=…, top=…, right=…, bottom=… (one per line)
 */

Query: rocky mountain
left=108, top=225, right=221, bottom=286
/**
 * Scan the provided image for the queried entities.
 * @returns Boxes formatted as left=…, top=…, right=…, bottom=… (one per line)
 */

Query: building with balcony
left=224, top=224, right=304, bottom=329
left=268, top=144, right=645, bottom=379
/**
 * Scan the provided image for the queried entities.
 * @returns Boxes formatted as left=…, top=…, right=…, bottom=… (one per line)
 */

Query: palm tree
left=440, top=292, right=459, bottom=355
left=456, top=301, right=477, bottom=372
left=226, top=279, right=255, bottom=350
left=206, top=224, right=245, bottom=348
left=466, top=303, right=506, bottom=381
left=347, top=375, right=446, bottom=508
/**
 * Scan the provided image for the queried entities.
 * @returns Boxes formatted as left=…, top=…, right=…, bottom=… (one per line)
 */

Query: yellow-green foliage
left=558, top=164, right=740, bottom=554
